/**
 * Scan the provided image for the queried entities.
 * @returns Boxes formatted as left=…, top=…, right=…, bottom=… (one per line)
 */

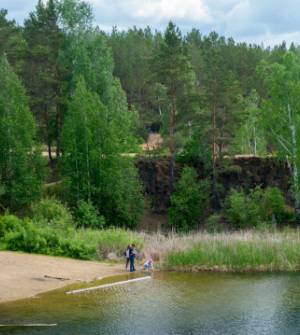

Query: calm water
left=1, top=272, right=300, bottom=335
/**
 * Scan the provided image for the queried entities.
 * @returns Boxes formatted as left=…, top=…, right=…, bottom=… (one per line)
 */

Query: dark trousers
left=126, top=257, right=130, bottom=269
left=129, top=255, right=135, bottom=272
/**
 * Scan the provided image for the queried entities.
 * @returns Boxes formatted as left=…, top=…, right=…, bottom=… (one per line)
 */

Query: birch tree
left=0, top=55, right=44, bottom=211
left=259, top=52, right=300, bottom=223
left=62, top=77, right=143, bottom=228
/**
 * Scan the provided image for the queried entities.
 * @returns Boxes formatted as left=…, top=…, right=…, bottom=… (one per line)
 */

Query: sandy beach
left=0, top=251, right=123, bottom=303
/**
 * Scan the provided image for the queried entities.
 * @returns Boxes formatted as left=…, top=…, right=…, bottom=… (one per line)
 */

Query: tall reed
left=144, top=230, right=300, bottom=272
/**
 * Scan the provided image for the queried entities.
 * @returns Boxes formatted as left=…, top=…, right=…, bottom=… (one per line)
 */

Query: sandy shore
left=0, top=251, right=124, bottom=303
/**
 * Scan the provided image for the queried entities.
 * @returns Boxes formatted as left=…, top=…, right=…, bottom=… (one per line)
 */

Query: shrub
left=1, top=212, right=144, bottom=261
left=204, top=214, right=224, bottom=233
left=225, top=187, right=291, bottom=229
left=31, top=198, right=73, bottom=228
left=225, top=189, right=258, bottom=228
left=75, top=200, right=105, bottom=229
left=259, top=187, right=287, bottom=223
left=94, top=228, right=144, bottom=258
left=58, top=236, right=96, bottom=260
left=4, top=220, right=48, bottom=253
left=169, top=167, right=210, bottom=231
left=0, top=214, right=23, bottom=239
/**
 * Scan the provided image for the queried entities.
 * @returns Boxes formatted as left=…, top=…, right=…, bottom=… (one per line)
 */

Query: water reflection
left=0, top=272, right=300, bottom=335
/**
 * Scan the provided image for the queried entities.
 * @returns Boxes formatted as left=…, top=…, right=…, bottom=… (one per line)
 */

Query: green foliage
left=258, top=52, right=300, bottom=212
left=169, top=167, right=210, bottom=231
left=0, top=55, right=44, bottom=211
left=75, top=200, right=105, bottom=229
left=225, top=187, right=292, bottom=228
left=165, top=231, right=300, bottom=272
left=230, top=90, right=267, bottom=155
left=109, top=27, right=156, bottom=133
left=57, top=0, right=93, bottom=31
left=5, top=220, right=48, bottom=253
left=3, top=3, right=300, bottom=234
left=82, top=228, right=144, bottom=258
left=0, top=9, right=27, bottom=74
left=204, top=214, right=224, bottom=233
left=23, top=0, right=64, bottom=157
left=0, top=214, right=144, bottom=261
left=62, top=78, right=144, bottom=228
left=152, top=22, right=198, bottom=154
left=31, top=198, right=73, bottom=228
left=0, top=214, right=23, bottom=238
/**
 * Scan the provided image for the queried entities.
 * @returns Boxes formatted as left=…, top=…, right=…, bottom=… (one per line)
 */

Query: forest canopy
left=1, top=0, right=300, bottom=228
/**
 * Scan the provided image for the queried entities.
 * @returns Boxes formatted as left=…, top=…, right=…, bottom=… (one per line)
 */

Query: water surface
left=1, top=272, right=300, bottom=334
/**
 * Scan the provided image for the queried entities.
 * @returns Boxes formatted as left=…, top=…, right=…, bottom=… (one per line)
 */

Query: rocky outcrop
left=136, top=157, right=292, bottom=213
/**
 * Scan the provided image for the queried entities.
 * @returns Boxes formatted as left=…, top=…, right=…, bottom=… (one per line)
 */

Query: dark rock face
left=136, top=157, right=292, bottom=213
left=136, top=158, right=181, bottom=212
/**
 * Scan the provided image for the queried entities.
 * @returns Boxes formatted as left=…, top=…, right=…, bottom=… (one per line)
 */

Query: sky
left=2, top=0, right=300, bottom=47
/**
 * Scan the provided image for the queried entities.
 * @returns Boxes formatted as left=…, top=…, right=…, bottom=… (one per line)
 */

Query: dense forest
left=1, top=0, right=300, bottom=237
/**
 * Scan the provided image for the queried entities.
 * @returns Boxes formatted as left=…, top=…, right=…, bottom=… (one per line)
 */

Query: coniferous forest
left=1, top=0, right=300, bottom=258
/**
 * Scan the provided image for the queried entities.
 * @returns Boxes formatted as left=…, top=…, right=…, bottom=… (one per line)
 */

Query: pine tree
left=109, top=26, right=155, bottom=133
left=153, top=22, right=197, bottom=157
left=152, top=22, right=198, bottom=196
left=23, top=0, right=64, bottom=160
left=0, top=55, right=44, bottom=211
left=194, top=32, right=244, bottom=209
left=0, top=9, right=27, bottom=75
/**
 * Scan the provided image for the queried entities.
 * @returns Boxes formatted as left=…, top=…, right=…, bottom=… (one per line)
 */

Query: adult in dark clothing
left=125, top=245, right=131, bottom=270
left=129, top=244, right=137, bottom=272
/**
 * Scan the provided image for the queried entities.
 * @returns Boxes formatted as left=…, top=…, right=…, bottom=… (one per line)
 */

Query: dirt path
left=0, top=251, right=124, bottom=303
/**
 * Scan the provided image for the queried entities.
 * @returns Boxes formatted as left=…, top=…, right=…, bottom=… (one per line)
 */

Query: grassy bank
left=1, top=214, right=300, bottom=272
left=152, top=231, right=300, bottom=272
left=0, top=215, right=144, bottom=260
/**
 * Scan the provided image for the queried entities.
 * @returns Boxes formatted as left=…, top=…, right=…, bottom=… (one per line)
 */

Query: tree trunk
left=211, top=102, right=220, bottom=210
left=47, top=141, right=53, bottom=163
left=288, top=102, right=300, bottom=225
left=254, top=126, right=257, bottom=156
left=56, top=104, right=61, bottom=159
left=168, top=97, right=176, bottom=198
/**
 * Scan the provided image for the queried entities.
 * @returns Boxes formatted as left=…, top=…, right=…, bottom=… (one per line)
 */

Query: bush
left=260, top=187, right=287, bottom=223
left=75, top=200, right=105, bottom=229
left=4, top=220, right=48, bottom=253
left=58, top=236, right=96, bottom=260
left=1, top=212, right=144, bottom=261
left=169, top=167, right=210, bottom=231
left=204, top=214, right=224, bottom=233
left=0, top=214, right=23, bottom=239
left=225, top=189, right=255, bottom=228
left=2, top=218, right=95, bottom=260
left=31, top=198, right=73, bottom=228
left=225, top=187, right=291, bottom=229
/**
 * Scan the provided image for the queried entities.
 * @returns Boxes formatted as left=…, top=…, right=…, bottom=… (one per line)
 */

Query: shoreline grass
left=2, top=213, right=300, bottom=272
left=150, top=230, right=300, bottom=272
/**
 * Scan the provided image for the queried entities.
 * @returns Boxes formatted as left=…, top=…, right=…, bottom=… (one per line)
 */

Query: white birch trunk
left=287, top=102, right=300, bottom=214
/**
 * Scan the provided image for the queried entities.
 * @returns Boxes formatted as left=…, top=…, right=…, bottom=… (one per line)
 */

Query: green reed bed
left=162, top=231, right=300, bottom=272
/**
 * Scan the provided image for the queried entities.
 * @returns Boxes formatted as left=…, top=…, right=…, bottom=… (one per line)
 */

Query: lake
left=1, top=272, right=300, bottom=334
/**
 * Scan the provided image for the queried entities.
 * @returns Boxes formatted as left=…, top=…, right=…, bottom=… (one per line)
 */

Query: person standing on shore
left=129, top=244, right=137, bottom=272
left=125, top=245, right=131, bottom=270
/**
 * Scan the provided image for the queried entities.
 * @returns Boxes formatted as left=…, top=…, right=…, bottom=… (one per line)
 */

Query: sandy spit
left=0, top=251, right=124, bottom=303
